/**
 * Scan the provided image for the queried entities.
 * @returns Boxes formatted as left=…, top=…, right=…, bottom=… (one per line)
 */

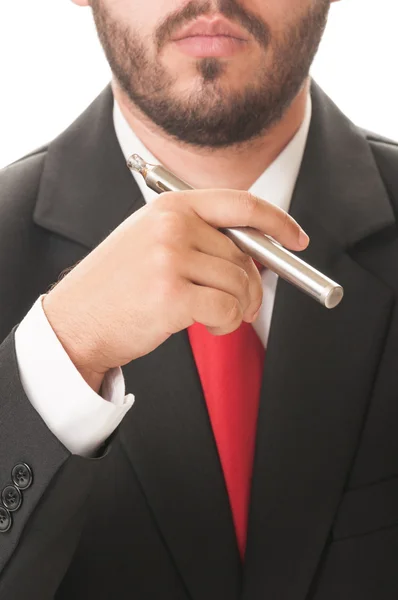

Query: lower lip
left=173, top=35, right=247, bottom=57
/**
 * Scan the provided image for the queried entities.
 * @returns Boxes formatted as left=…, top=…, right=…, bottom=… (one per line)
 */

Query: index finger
left=183, top=189, right=309, bottom=251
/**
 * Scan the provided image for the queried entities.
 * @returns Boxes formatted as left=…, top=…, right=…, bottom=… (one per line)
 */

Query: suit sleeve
left=0, top=326, right=106, bottom=598
left=15, top=295, right=134, bottom=457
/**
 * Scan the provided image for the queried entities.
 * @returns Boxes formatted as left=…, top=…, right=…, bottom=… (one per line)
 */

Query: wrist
left=73, top=365, right=106, bottom=395
left=41, top=294, right=108, bottom=394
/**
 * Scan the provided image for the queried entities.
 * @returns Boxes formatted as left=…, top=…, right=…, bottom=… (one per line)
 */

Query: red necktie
left=187, top=263, right=265, bottom=559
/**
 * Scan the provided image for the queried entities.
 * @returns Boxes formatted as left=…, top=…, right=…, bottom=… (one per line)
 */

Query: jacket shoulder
left=363, top=128, right=398, bottom=161
left=363, top=128, right=398, bottom=148
left=362, top=129, right=398, bottom=207
left=0, top=146, right=48, bottom=224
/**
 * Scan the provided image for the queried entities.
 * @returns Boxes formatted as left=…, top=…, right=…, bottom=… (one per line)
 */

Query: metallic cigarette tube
left=127, top=154, right=344, bottom=309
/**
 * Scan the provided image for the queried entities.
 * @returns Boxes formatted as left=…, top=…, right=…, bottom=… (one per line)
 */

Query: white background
left=0, top=0, right=397, bottom=168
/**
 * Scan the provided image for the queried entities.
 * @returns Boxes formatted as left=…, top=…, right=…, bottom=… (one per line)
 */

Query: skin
left=43, top=0, right=338, bottom=392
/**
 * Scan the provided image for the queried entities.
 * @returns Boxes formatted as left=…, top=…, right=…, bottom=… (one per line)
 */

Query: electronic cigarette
left=127, top=154, right=344, bottom=309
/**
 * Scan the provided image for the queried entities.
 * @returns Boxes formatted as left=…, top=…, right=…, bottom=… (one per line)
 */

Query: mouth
left=172, top=16, right=249, bottom=42
left=173, top=36, right=247, bottom=58
left=171, top=17, right=249, bottom=58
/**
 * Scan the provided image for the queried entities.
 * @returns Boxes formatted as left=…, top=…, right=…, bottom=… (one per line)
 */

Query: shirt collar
left=113, top=93, right=312, bottom=212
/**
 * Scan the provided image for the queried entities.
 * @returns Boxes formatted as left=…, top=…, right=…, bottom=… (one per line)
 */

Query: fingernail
left=298, top=228, right=310, bottom=248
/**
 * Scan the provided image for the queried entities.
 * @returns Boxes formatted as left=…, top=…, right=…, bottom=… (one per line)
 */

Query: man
left=1, top=0, right=398, bottom=597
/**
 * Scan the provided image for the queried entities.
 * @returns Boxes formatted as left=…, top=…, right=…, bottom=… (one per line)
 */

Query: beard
left=92, top=0, right=330, bottom=148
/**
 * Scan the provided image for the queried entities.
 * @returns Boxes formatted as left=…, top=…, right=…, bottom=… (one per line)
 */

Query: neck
left=112, top=78, right=310, bottom=191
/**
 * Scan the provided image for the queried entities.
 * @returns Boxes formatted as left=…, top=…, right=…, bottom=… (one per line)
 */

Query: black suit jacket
left=1, top=82, right=398, bottom=600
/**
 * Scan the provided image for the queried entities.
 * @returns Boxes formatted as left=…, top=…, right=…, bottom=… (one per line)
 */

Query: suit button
left=2, top=485, right=22, bottom=512
left=0, top=506, right=12, bottom=533
left=12, top=463, right=33, bottom=490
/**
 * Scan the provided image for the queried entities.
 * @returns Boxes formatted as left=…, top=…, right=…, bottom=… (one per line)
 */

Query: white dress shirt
left=14, top=94, right=312, bottom=457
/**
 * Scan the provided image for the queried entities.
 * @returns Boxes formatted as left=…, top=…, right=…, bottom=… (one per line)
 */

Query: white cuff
left=14, top=295, right=135, bottom=457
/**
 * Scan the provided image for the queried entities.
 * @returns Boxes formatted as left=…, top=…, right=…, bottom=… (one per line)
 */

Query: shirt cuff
left=14, top=295, right=135, bottom=457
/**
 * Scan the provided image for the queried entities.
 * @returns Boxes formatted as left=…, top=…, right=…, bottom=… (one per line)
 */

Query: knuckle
left=225, top=236, right=243, bottom=260
left=152, top=245, right=178, bottom=277
left=153, top=191, right=178, bottom=210
left=237, top=251, right=253, bottom=271
left=274, top=209, right=291, bottom=238
left=227, top=239, right=250, bottom=267
left=281, top=210, right=291, bottom=233
left=238, top=191, right=259, bottom=221
left=154, top=210, right=186, bottom=245
left=151, top=246, right=186, bottom=310
left=221, top=296, right=241, bottom=325
left=156, top=271, right=182, bottom=307
left=236, top=266, right=250, bottom=292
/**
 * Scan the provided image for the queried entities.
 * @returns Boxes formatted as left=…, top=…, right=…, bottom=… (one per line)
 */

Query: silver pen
left=127, top=154, right=344, bottom=309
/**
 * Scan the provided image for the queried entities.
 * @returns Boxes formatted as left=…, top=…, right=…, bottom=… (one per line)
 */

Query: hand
left=42, top=189, right=309, bottom=391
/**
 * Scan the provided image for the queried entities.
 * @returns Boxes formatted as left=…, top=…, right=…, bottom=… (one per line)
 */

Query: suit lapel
left=242, top=83, right=396, bottom=599
left=34, top=86, right=144, bottom=249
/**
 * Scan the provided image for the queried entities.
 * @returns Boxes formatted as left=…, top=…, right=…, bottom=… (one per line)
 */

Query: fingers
left=187, top=285, right=247, bottom=335
left=150, top=210, right=263, bottom=329
left=175, top=189, right=309, bottom=251
left=181, top=250, right=263, bottom=323
left=146, top=190, right=307, bottom=337
left=179, top=216, right=263, bottom=323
